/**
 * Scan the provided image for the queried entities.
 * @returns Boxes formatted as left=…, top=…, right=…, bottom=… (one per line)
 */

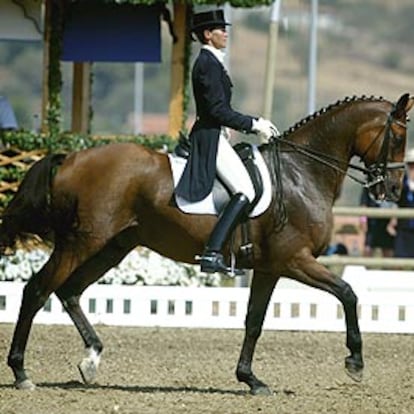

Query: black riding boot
left=199, top=193, right=250, bottom=275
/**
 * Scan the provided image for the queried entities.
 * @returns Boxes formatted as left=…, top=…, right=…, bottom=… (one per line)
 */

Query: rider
left=175, top=9, right=278, bottom=275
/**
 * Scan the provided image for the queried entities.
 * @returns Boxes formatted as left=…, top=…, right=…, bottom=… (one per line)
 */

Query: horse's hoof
left=15, top=379, right=36, bottom=391
left=250, top=385, right=273, bottom=396
left=345, top=366, right=363, bottom=382
left=78, top=358, right=97, bottom=384
left=345, top=357, right=363, bottom=382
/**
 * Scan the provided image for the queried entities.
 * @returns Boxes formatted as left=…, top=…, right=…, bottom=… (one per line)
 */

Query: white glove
left=252, top=117, right=280, bottom=140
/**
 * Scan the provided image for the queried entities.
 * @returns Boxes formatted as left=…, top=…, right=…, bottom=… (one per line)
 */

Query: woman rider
left=175, top=9, right=278, bottom=275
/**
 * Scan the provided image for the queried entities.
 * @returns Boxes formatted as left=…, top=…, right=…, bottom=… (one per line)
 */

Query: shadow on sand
left=0, top=381, right=250, bottom=396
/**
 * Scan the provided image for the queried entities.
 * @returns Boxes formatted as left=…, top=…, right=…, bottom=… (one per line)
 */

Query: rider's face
left=204, top=27, right=228, bottom=49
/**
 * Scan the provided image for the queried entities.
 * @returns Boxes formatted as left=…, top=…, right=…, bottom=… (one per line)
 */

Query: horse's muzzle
left=367, top=178, right=400, bottom=203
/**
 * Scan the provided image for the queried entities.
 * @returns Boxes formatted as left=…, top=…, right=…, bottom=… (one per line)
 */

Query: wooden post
left=71, top=62, right=91, bottom=134
left=262, top=0, right=281, bottom=120
left=168, top=1, right=188, bottom=139
left=41, top=0, right=51, bottom=133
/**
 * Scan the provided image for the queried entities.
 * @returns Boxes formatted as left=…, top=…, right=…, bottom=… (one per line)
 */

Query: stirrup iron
left=196, top=252, right=245, bottom=277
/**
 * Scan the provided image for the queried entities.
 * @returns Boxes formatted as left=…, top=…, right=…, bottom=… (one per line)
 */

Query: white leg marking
left=15, top=379, right=36, bottom=391
left=78, top=347, right=101, bottom=384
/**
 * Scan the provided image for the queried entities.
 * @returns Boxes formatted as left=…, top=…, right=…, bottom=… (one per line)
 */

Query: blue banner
left=62, top=2, right=161, bottom=62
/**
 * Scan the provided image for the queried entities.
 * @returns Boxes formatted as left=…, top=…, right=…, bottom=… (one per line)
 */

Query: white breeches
left=216, top=132, right=256, bottom=203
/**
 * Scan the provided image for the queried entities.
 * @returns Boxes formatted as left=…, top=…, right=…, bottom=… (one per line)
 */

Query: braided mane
left=281, top=95, right=389, bottom=138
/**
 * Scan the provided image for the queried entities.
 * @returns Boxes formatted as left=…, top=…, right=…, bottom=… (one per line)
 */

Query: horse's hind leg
left=55, top=226, right=140, bottom=384
left=55, top=292, right=103, bottom=384
left=7, top=250, right=79, bottom=390
left=285, top=254, right=363, bottom=382
left=236, top=271, right=278, bottom=395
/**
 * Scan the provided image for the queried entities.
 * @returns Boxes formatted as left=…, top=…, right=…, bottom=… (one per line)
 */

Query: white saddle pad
left=168, top=146, right=272, bottom=218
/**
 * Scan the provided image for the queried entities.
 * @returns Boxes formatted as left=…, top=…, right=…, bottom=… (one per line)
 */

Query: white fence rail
left=325, top=206, right=414, bottom=269
left=1, top=266, right=414, bottom=334
left=332, top=206, right=414, bottom=218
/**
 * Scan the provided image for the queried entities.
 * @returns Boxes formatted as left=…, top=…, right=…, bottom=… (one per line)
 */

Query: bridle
left=270, top=106, right=408, bottom=190
left=361, top=111, right=407, bottom=189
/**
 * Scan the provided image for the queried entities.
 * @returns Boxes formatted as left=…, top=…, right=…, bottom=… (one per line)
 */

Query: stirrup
left=196, top=252, right=245, bottom=277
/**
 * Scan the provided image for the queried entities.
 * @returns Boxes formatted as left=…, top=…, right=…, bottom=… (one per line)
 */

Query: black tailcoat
left=175, top=48, right=255, bottom=202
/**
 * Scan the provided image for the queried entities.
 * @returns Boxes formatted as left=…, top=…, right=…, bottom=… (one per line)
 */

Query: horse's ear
left=405, top=96, right=414, bottom=113
left=393, top=93, right=412, bottom=118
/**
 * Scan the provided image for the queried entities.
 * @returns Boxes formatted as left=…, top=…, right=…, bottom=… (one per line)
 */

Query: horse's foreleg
left=236, top=272, right=277, bottom=395
left=286, top=255, right=363, bottom=382
left=55, top=291, right=103, bottom=384
left=330, top=277, right=363, bottom=381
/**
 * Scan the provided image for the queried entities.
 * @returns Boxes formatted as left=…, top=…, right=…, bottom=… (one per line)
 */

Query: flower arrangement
left=0, top=248, right=220, bottom=287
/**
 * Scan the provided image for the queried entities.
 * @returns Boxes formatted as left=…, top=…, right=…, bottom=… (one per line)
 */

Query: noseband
left=361, top=108, right=407, bottom=189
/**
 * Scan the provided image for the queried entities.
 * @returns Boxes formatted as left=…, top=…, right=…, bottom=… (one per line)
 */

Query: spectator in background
left=387, top=148, right=414, bottom=257
left=324, top=241, right=348, bottom=256
left=360, top=187, right=395, bottom=257
left=0, top=95, right=18, bottom=130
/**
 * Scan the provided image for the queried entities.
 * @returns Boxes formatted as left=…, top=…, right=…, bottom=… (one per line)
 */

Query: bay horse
left=1, top=94, right=413, bottom=394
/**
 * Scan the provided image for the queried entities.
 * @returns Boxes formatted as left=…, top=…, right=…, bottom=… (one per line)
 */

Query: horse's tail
left=0, top=153, right=69, bottom=253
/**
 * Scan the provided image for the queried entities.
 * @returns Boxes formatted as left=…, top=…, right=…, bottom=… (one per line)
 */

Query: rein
left=267, top=139, right=288, bottom=231
left=270, top=136, right=368, bottom=186
left=270, top=109, right=406, bottom=188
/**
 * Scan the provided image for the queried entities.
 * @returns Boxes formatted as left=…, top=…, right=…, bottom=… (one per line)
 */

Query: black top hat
left=191, top=9, right=231, bottom=32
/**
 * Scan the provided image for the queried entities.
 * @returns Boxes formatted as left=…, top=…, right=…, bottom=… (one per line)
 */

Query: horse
left=1, top=93, right=413, bottom=394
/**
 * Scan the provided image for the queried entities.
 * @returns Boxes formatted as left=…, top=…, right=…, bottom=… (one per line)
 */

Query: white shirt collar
left=202, top=45, right=226, bottom=66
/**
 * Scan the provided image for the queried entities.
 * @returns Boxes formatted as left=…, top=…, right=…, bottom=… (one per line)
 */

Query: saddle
left=173, top=134, right=264, bottom=263
left=174, top=134, right=264, bottom=211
